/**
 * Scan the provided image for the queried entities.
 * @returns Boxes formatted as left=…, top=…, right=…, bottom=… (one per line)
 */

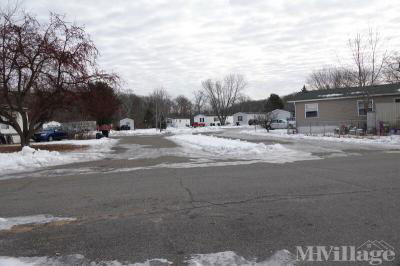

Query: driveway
left=0, top=131, right=399, bottom=265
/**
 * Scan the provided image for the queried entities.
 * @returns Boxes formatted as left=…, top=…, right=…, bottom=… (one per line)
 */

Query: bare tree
left=173, top=95, right=192, bottom=118
left=149, top=88, right=170, bottom=130
left=306, top=67, right=357, bottom=90
left=0, top=8, right=115, bottom=146
left=348, top=29, right=388, bottom=114
left=384, top=53, right=400, bottom=83
left=202, top=73, right=246, bottom=125
left=193, top=90, right=207, bottom=115
left=348, top=30, right=388, bottom=88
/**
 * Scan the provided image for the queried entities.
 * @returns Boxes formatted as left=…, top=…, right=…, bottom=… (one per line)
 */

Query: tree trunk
left=20, top=132, right=31, bottom=147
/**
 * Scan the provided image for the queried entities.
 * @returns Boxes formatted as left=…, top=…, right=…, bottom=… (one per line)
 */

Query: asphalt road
left=0, top=133, right=400, bottom=265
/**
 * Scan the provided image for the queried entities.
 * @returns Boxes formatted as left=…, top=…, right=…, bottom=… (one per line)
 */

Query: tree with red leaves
left=0, top=7, right=116, bottom=146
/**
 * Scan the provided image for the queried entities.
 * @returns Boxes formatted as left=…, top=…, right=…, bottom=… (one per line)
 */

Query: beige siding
left=294, top=95, right=400, bottom=133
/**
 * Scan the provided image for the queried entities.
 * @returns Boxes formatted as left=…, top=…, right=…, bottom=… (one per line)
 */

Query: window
left=357, top=99, right=373, bottom=116
left=238, top=116, right=243, bottom=121
left=200, top=118, right=204, bottom=122
left=395, top=98, right=400, bottom=103
left=305, top=103, right=318, bottom=118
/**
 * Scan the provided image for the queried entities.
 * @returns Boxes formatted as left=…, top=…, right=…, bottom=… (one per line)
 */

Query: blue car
left=33, top=128, right=67, bottom=142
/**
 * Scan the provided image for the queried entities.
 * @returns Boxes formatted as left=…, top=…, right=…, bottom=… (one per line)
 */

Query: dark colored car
left=33, top=128, right=67, bottom=142
left=120, top=125, right=131, bottom=130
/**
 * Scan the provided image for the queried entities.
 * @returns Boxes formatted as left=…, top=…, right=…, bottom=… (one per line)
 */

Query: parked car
left=33, top=128, right=67, bottom=142
left=270, top=119, right=288, bottom=129
left=120, top=125, right=131, bottom=130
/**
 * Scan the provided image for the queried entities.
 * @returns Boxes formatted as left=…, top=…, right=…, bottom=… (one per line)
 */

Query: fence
left=296, top=120, right=368, bottom=135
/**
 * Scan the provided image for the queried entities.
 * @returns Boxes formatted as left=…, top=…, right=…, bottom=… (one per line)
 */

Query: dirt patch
left=0, top=144, right=88, bottom=153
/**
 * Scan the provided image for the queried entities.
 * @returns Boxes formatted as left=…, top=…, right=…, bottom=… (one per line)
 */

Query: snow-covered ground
left=167, top=134, right=317, bottom=163
left=110, top=126, right=223, bottom=136
left=0, top=250, right=294, bottom=266
left=0, top=138, right=117, bottom=178
left=0, top=255, right=172, bottom=266
left=0, top=215, right=76, bottom=231
left=187, top=250, right=295, bottom=266
left=240, top=128, right=400, bottom=147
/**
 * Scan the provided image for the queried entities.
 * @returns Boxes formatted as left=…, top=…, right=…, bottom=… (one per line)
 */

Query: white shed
left=167, top=118, right=190, bottom=128
left=119, top=118, right=134, bottom=129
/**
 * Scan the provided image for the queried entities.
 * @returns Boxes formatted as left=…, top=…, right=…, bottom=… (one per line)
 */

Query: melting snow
left=318, top=93, right=343, bottom=98
left=0, top=250, right=294, bottom=266
left=186, top=250, right=295, bottom=266
left=110, top=127, right=222, bottom=137
left=0, top=215, right=76, bottom=231
left=240, top=129, right=400, bottom=147
left=0, top=255, right=171, bottom=266
left=167, top=134, right=317, bottom=163
left=0, top=138, right=117, bottom=177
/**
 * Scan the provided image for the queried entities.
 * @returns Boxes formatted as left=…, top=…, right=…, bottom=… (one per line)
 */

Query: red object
left=97, top=124, right=112, bottom=131
left=192, top=122, right=206, bottom=128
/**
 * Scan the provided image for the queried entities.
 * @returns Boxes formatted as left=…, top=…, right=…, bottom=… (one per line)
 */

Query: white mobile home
left=193, top=114, right=215, bottom=126
left=193, top=114, right=232, bottom=126
left=233, top=112, right=265, bottom=126
left=167, top=118, right=190, bottom=128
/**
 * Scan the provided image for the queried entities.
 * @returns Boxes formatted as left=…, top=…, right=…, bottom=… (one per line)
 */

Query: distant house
left=0, top=109, right=23, bottom=144
left=268, top=109, right=292, bottom=121
left=287, top=83, right=400, bottom=134
left=193, top=114, right=233, bottom=126
left=167, top=118, right=190, bottom=128
left=232, top=112, right=266, bottom=126
left=119, top=118, right=134, bottom=129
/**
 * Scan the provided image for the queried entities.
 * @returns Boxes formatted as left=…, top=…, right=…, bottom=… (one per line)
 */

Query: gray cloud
left=7, top=0, right=400, bottom=99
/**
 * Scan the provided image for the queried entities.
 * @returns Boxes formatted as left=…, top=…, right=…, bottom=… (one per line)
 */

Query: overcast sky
left=6, top=0, right=400, bottom=99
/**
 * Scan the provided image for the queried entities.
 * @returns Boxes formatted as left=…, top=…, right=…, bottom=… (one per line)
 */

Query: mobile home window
left=200, top=117, right=204, bottom=122
left=305, top=103, right=318, bottom=118
left=238, top=116, right=243, bottom=121
left=357, top=100, right=373, bottom=116
left=395, top=98, right=400, bottom=103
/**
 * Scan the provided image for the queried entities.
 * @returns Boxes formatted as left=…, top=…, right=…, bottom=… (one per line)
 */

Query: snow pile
left=186, top=250, right=295, bottom=266
left=0, top=138, right=117, bottom=177
left=168, top=134, right=316, bottom=163
left=0, top=215, right=76, bottom=231
left=0, top=251, right=294, bottom=266
left=240, top=129, right=400, bottom=147
left=110, top=128, right=165, bottom=136
left=0, top=255, right=172, bottom=266
left=110, top=127, right=222, bottom=136
left=42, top=121, right=61, bottom=129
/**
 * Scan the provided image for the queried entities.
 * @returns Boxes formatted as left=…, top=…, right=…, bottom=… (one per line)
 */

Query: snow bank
left=240, top=129, right=400, bottom=147
left=0, top=255, right=172, bottom=266
left=0, top=215, right=76, bottom=231
left=0, top=251, right=294, bottom=266
left=0, top=138, right=117, bottom=177
left=110, top=126, right=222, bottom=136
left=110, top=128, right=164, bottom=136
left=187, top=250, right=295, bottom=266
left=168, top=134, right=317, bottom=163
